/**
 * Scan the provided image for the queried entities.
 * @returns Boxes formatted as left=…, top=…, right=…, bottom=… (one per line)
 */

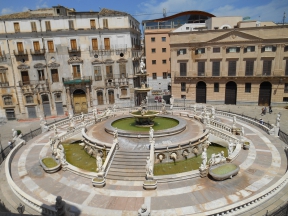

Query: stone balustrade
left=210, top=119, right=232, bottom=133
left=209, top=126, right=239, bottom=144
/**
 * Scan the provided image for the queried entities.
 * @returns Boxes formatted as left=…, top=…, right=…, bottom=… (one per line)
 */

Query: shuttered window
left=121, top=88, right=127, bottom=96
left=17, top=42, right=24, bottom=53
left=45, top=21, right=51, bottom=31
left=51, top=69, right=59, bottom=82
left=106, top=65, right=113, bottom=79
left=47, top=41, right=54, bottom=52
left=70, top=39, right=77, bottom=50
left=33, top=41, right=40, bottom=51
left=90, top=19, right=96, bottom=29
left=212, top=61, right=220, bottom=76
left=181, top=82, right=186, bottom=92
left=14, top=23, right=20, bottom=33
left=228, top=61, right=237, bottom=76
left=198, top=62, right=205, bottom=76
left=103, top=19, right=108, bottom=28
left=285, top=60, right=288, bottom=76
left=31, top=22, right=37, bottom=32
left=213, top=47, right=220, bottom=53
left=94, top=66, right=102, bottom=81
left=92, top=39, right=98, bottom=50
left=69, top=20, right=74, bottom=30
left=0, top=72, right=7, bottom=83
left=119, top=64, right=126, bottom=78
left=245, top=61, right=254, bottom=76
left=262, top=60, right=272, bottom=76
left=180, top=62, right=187, bottom=76
left=104, top=38, right=110, bottom=50
left=245, top=83, right=251, bottom=93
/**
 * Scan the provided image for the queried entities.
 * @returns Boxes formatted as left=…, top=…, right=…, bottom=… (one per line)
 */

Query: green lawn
left=154, top=144, right=228, bottom=176
left=112, top=117, right=179, bottom=131
left=63, top=144, right=97, bottom=172
left=42, top=158, right=58, bottom=168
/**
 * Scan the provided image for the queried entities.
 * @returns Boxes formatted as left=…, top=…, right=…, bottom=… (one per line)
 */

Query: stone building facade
left=170, top=20, right=288, bottom=106
left=0, top=6, right=141, bottom=120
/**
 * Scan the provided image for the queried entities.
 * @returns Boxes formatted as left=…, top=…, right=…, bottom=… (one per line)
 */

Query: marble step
left=109, top=168, right=146, bottom=173
left=105, top=175, right=145, bottom=181
left=110, top=164, right=146, bottom=169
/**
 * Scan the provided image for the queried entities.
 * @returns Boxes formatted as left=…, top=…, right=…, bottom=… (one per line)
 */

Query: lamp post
left=184, top=96, right=186, bottom=110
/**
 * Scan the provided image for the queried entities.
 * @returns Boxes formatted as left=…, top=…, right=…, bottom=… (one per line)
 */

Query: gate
left=43, top=103, right=51, bottom=116
left=5, top=109, right=16, bottom=120
left=196, top=81, right=206, bottom=103
left=225, top=81, right=237, bottom=104
left=258, top=81, right=271, bottom=106
left=55, top=102, right=64, bottom=115
left=108, top=90, right=115, bottom=104
left=27, top=106, right=37, bottom=118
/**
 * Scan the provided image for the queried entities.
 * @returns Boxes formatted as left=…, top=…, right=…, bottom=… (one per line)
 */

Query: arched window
left=3, top=96, right=12, bottom=105
left=26, top=95, right=34, bottom=104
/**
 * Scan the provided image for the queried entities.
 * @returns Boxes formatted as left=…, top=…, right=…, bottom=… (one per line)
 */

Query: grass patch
left=154, top=144, right=228, bottom=176
left=42, top=158, right=58, bottom=168
left=210, top=164, right=238, bottom=175
left=63, top=144, right=97, bottom=172
left=112, top=117, right=179, bottom=131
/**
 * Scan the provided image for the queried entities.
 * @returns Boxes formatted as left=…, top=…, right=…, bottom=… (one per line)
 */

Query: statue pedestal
left=92, top=176, right=106, bottom=188
left=274, top=126, right=280, bottom=137
left=199, top=166, right=208, bottom=178
left=143, top=179, right=157, bottom=190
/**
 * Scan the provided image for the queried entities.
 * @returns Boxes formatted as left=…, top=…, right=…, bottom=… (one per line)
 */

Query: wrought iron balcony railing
left=67, top=46, right=81, bottom=53
left=30, top=49, right=45, bottom=55
left=13, top=49, right=28, bottom=56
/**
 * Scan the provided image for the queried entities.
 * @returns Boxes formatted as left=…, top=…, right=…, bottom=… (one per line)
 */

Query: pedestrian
left=8, top=141, right=13, bottom=149
left=259, top=118, right=264, bottom=125
left=264, top=107, right=267, bottom=115
left=261, top=107, right=265, bottom=116
left=269, top=106, right=272, bottom=114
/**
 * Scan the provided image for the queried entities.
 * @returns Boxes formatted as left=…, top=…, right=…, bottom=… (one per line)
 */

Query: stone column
left=255, top=45, right=262, bottom=76
left=86, top=85, right=91, bottom=108
left=221, top=46, right=226, bottom=76
left=189, top=47, right=196, bottom=76
left=66, top=87, right=72, bottom=113
left=238, top=46, right=244, bottom=76
left=206, top=47, right=211, bottom=76
left=274, top=44, right=284, bottom=75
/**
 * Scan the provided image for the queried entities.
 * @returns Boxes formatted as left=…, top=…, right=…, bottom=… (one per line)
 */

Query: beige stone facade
left=170, top=25, right=288, bottom=106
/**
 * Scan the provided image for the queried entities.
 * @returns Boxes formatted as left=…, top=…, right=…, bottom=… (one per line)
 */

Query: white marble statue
left=80, top=112, right=84, bottom=122
left=92, top=107, right=97, bottom=118
left=209, top=151, right=226, bottom=166
left=145, top=156, right=153, bottom=177
left=69, top=113, right=73, bottom=121
left=140, top=59, right=146, bottom=73
left=170, top=152, right=177, bottom=161
left=40, top=117, right=49, bottom=133
left=113, top=127, right=118, bottom=140
left=58, top=144, right=67, bottom=165
left=12, top=129, right=18, bottom=142
left=211, top=106, right=215, bottom=119
left=53, top=124, right=58, bottom=135
left=200, top=148, right=207, bottom=169
left=49, top=136, right=54, bottom=153
left=112, top=104, right=117, bottom=112
left=232, top=115, right=237, bottom=127
left=170, top=95, right=174, bottom=110
left=96, top=154, right=103, bottom=172
left=276, top=113, right=281, bottom=127
left=161, top=99, right=166, bottom=113
left=228, top=139, right=234, bottom=156
left=193, top=104, right=197, bottom=113
left=149, top=127, right=154, bottom=140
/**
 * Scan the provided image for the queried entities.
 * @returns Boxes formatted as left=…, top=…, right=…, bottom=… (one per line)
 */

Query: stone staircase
left=106, top=150, right=149, bottom=181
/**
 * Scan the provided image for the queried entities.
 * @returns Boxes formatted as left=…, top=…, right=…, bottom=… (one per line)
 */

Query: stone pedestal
left=199, top=166, right=208, bottom=178
left=92, top=176, right=106, bottom=188
left=143, top=179, right=157, bottom=190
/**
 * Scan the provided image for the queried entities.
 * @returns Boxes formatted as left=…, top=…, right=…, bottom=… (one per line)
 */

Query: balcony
left=89, top=45, right=113, bottom=56
left=30, top=49, right=45, bottom=55
left=68, top=46, right=81, bottom=54
left=115, top=44, right=127, bottom=54
left=132, top=45, right=141, bottom=50
left=0, top=82, right=9, bottom=87
left=105, top=74, right=128, bottom=87
left=0, top=52, right=7, bottom=62
left=63, top=76, right=92, bottom=85
left=13, top=49, right=28, bottom=56
left=19, top=79, right=49, bottom=93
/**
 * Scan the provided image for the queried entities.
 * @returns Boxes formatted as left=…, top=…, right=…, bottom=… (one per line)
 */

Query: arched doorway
left=196, top=81, right=206, bottom=103
left=73, top=89, right=87, bottom=114
left=225, top=81, right=237, bottom=104
left=258, top=82, right=272, bottom=106
left=108, top=89, right=115, bottom=104
left=97, top=91, right=104, bottom=105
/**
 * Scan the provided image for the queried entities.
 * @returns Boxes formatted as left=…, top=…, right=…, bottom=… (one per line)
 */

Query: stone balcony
left=19, top=79, right=49, bottom=93
left=0, top=52, right=7, bottom=62
left=30, top=49, right=45, bottom=55
left=67, top=46, right=81, bottom=54
left=13, top=49, right=28, bottom=56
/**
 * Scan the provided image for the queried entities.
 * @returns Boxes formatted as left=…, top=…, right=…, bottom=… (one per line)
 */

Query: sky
left=0, top=0, right=287, bottom=24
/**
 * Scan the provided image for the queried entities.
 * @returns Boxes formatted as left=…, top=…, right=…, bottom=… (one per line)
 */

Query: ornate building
left=0, top=5, right=141, bottom=120
left=170, top=18, right=288, bottom=106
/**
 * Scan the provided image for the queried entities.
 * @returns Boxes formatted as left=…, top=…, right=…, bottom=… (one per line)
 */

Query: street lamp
left=183, top=96, right=186, bottom=110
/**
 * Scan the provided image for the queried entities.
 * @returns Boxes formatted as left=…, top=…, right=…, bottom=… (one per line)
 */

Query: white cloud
left=36, top=0, right=48, bottom=9
left=1, top=8, right=14, bottom=15
left=22, top=7, right=29, bottom=12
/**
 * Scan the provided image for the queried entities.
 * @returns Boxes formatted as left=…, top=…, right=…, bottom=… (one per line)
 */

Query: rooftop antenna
left=283, top=12, right=286, bottom=25
left=163, top=8, right=166, bottom=18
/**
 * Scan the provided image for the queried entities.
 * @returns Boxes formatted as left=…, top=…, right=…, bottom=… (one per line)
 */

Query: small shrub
left=17, top=130, right=22, bottom=135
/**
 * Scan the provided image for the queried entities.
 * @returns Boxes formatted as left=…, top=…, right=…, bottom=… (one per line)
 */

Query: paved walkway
left=4, top=111, right=288, bottom=215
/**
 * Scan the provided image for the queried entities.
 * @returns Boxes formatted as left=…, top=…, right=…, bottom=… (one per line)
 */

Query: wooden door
left=108, top=90, right=114, bottom=104
left=196, top=81, right=206, bottom=103
left=17, top=42, right=24, bottom=53
left=225, top=81, right=237, bottom=105
left=47, top=41, right=54, bottom=52
left=21, top=71, right=30, bottom=85
left=90, top=19, right=96, bottom=29
left=97, top=91, right=104, bottom=105
left=258, top=82, right=271, bottom=106
left=106, top=65, right=113, bottom=79
left=104, top=38, right=110, bottom=50
left=92, top=39, right=98, bottom=50
left=72, top=65, right=81, bottom=79
left=73, top=94, right=87, bottom=114
left=33, top=41, right=40, bottom=51
left=70, top=39, right=77, bottom=50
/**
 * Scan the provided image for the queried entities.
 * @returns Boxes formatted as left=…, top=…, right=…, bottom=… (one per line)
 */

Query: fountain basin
left=130, top=110, right=160, bottom=127
left=209, top=163, right=239, bottom=181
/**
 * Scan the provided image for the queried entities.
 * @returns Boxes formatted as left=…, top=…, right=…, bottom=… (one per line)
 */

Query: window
left=17, top=42, right=24, bottom=53
left=284, top=97, right=288, bottom=102
left=152, top=60, right=156, bottom=64
left=26, top=95, right=33, bottom=104
left=97, top=91, right=104, bottom=105
left=3, top=96, right=12, bottom=105
left=168, top=73, right=171, bottom=78
left=162, top=59, right=167, bottom=64
left=103, top=19, right=108, bottom=28
left=151, top=37, right=155, bottom=42
left=119, top=63, right=126, bottom=78
left=31, top=22, right=37, bottom=32
left=151, top=48, right=156, bottom=53
left=72, top=65, right=81, bottom=79
left=41, top=94, right=49, bottom=102
left=94, top=66, right=102, bottom=81
left=33, top=41, right=40, bottom=52
left=70, top=39, right=77, bottom=50
left=14, top=23, right=20, bottom=33
left=246, top=46, right=255, bottom=52
left=245, top=83, right=251, bottom=93
left=212, top=61, right=220, bottom=76
left=68, top=20, right=74, bottom=30
left=284, top=83, right=288, bottom=93
left=106, top=65, right=113, bottom=79
left=152, top=73, right=157, bottom=79
left=90, top=19, right=96, bottom=29
left=47, top=41, right=54, bottom=53
left=181, top=82, right=186, bottom=92
left=51, top=69, right=59, bottom=82
left=54, top=93, right=62, bottom=101
left=285, top=46, right=288, bottom=52
left=228, top=61, right=237, bottom=76
left=214, top=83, right=219, bottom=92
left=228, top=47, right=237, bottom=53
left=265, top=46, right=273, bottom=52
left=163, top=72, right=167, bottom=79
left=213, top=47, right=220, bottom=53
left=245, top=61, right=254, bottom=76
left=45, top=21, right=51, bottom=31
left=177, top=49, right=187, bottom=55
left=181, top=95, right=186, bottom=99
left=263, top=60, right=272, bottom=76
left=198, top=62, right=205, bottom=76
left=286, top=60, right=288, bottom=76
left=121, top=88, right=127, bottom=96
left=92, top=38, right=98, bottom=50
left=180, top=62, right=187, bottom=76
left=162, top=48, right=166, bottom=52
left=0, top=72, right=8, bottom=86
left=104, top=38, right=110, bottom=50
left=38, top=70, right=45, bottom=81
left=21, top=71, right=29, bottom=84
left=161, top=37, right=166, bottom=42
left=196, top=48, right=205, bottom=54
